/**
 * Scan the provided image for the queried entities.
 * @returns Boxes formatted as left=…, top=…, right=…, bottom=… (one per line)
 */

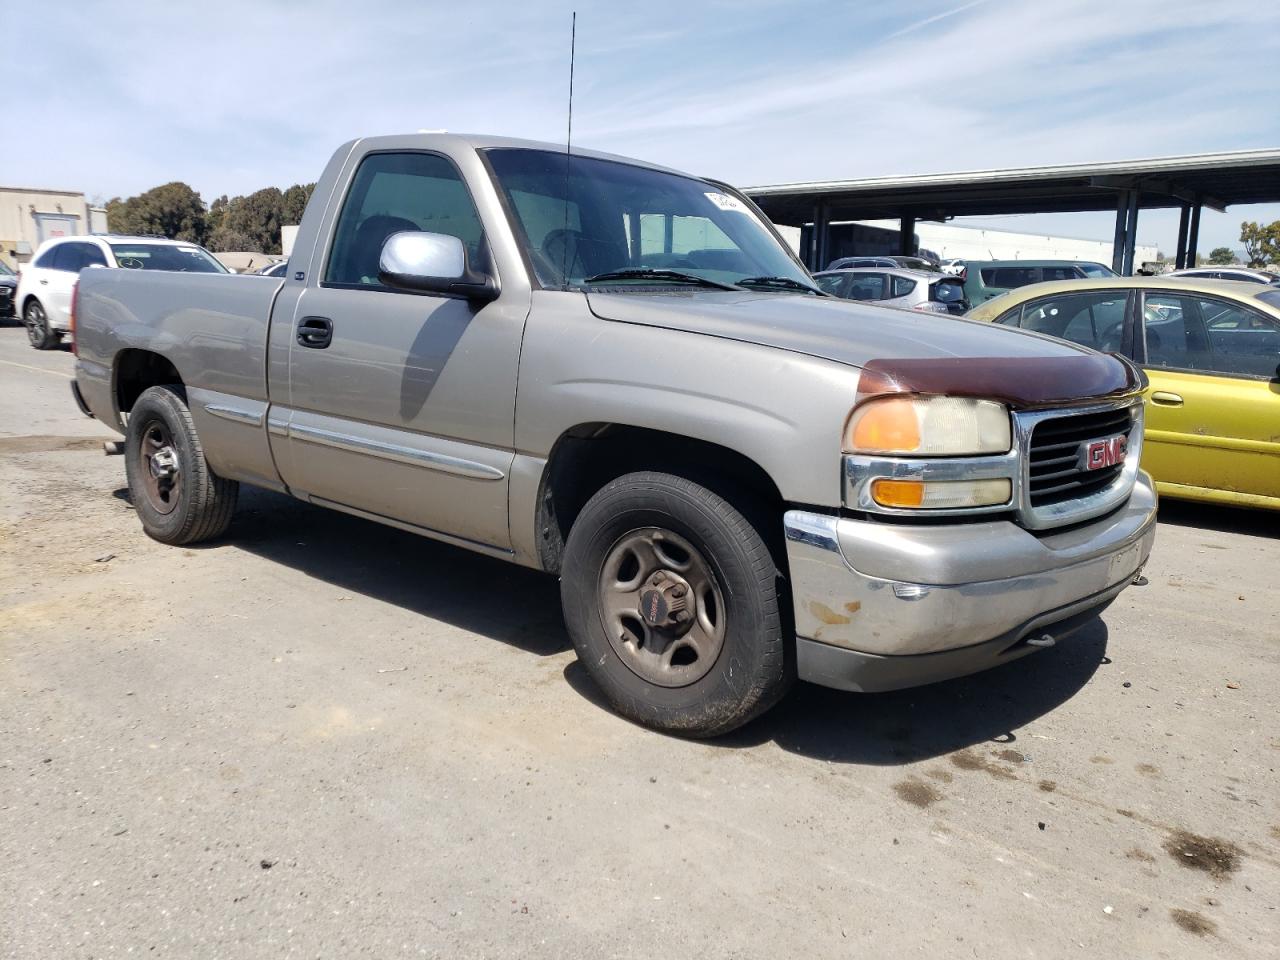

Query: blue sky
left=9, top=0, right=1280, bottom=254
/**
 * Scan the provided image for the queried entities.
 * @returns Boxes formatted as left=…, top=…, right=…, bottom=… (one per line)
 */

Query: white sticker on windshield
left=704, top=191, right=749, bottom=213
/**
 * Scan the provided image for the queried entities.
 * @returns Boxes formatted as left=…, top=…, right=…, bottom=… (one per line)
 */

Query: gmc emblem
left=1080, top=434, right=1127, bottom=471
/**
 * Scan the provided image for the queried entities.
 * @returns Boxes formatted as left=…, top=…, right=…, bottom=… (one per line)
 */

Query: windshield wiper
left=582, top=269, right=741, bottom=291
left=735, top=275, right=825, bottom=295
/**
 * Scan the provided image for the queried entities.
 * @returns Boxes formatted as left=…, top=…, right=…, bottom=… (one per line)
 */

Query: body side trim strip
left=203, top=402, right=265, bottom=427
left=288, top=422, right=506, bottom=481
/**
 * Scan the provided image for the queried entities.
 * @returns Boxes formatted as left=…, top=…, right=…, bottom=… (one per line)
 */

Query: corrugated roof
left=744, top=149, right=1280, bottom=224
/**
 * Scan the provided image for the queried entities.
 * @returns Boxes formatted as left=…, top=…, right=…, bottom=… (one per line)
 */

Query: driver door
left=270, top=150, right=528, bottom=551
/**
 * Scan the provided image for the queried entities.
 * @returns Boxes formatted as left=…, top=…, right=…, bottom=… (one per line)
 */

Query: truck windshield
left=109, top=244, right=227, bottom=273
left=485, top=148, right=814, bottom=292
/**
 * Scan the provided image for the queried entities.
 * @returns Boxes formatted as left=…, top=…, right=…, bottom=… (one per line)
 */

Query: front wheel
left=124, top=385, right=238, bottom=545
left=24, top=300, right=58, bottom=350
left=560, top=472, right=792, bottom=737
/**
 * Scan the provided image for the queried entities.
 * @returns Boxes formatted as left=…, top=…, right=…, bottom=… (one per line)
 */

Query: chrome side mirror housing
left=378, top=231, right=498, bottom=302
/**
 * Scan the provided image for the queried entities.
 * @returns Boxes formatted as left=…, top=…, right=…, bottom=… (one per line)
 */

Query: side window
left=82, top=244, right=108, bottom=268
left=993, top=305, right=1023, bottom=326
left=814, top=274, right=845, bottom=295
left=890, top=276, right=917, bottom=298
left=1143, top=294, right=1210, bottom=371
left=1041, top=266, right=1078, bottom=282
left=982, top=266, right=1037, bottom=289
left=1196, top=298, right=1280, bottom=378
left=846, top=273, right=886, bottom=302
left=50, top=244, right=84, bottom=272
left=1020, top=292, right=1128, bottom=349
left=325, top=152, right=484, bottom=289
left=33, top=246, right=61, bottom=269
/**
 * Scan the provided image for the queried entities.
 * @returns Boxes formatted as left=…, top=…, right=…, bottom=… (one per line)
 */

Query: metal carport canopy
left=743, top=148, right=1280, bottom=274
left=744, top=149, right=1280, bottom=222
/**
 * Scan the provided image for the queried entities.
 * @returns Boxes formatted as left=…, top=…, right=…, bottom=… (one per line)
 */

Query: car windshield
left=1077, top=263, right=1116, bottom=278
left=485, top=148, right=814, bottom=292
left=0, top=260, right=14, bottom=277
left=109, top=244, right=226, bottom=273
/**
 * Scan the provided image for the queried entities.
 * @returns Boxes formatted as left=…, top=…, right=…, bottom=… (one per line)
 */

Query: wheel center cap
left=149, top=447, right=178, bottom=479
left=638, top=572, right=691, bottom=629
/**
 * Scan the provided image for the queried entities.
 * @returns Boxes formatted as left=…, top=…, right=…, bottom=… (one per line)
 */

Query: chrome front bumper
left=784, top=470, right=1157, bottom=692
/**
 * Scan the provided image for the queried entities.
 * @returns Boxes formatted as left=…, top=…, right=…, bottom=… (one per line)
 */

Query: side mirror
left=378, top=231, right=498, bottom=302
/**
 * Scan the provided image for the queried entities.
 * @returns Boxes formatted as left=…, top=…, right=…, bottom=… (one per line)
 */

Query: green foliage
left=1207, top=247, right=1235, bottom=265
left=224, top=188, right=285, bottom=254
left=107, top=182, right=206, bottom=242
left=1239, top=221, right=1280, bottom=267
left=282, top=183, right=315, bottom=226
left=105, top=181, right=317, bottom=254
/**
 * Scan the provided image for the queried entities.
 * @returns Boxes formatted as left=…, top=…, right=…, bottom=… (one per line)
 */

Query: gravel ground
left=1, top=325, right=1276, bottom=959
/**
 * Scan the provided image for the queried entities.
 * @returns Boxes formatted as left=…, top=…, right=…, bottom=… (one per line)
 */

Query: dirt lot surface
left=1, top=326, right=1277, bottom=959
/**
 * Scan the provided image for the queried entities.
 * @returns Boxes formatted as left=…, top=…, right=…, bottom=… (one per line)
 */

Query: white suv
left=17, top=235, right=226, bottom=349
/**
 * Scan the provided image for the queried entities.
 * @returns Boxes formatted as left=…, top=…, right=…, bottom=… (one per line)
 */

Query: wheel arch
left=534, top=422, right=786, bottom=575
left=114, top=349, right=185, bottom=417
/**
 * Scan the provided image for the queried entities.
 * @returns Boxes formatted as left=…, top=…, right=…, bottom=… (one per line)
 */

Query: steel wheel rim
left=25, top=303, right=44, bottom=346
left=598, top=527, right=726, bottom=688
left=136, top=419, right=182, bottom=515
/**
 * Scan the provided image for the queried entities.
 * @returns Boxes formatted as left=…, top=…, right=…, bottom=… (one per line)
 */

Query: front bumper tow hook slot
left=1025, top=634, right=1056, bottom=648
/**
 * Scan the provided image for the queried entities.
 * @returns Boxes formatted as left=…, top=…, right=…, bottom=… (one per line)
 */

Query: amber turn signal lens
left=850, top=397, right=921, bottom=454
left=870, top=479, right=925, bottom=508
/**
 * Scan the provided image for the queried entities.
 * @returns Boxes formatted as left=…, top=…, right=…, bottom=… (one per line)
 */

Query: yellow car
left=967, top=277, right=1280, bottom=510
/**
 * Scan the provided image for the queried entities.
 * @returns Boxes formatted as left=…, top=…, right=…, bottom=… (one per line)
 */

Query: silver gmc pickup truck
left=71, top=134, right=1157, bottom=736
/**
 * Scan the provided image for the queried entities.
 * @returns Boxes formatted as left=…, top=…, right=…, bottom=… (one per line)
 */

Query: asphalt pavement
left=1, top=324, right=1276, bottom=959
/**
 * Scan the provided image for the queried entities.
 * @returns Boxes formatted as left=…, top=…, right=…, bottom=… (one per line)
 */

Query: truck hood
left=585, top=289, right=1090, bottom=367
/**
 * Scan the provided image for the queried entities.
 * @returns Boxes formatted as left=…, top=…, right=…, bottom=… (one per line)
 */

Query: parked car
left=968, top=277, right=1280, bottom=510
left=814, top=267, right=969, bottom=314
left=0, top=259, right=16, bottom=320
left=1163, top=266, right=1280, bottom=285
left=71, top=133, right=1155, bottom=736
left=256, top=260, right=289, bottom=278
left=962, top=259, right=1116, bottom=305
left=827, top=255, right=941, bottom=273
left=18, top=235, right=227, bottom=349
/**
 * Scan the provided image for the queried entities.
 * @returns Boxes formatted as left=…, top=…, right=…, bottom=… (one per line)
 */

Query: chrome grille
left=1027, top=407, right=1134, bottom=507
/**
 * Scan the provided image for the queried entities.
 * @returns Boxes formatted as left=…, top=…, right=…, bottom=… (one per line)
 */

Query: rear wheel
left=24, top=300, right=58, bottom=350
left=124, top=385, right=238, bottom=545
left=560, top=471, right=792, bottom=737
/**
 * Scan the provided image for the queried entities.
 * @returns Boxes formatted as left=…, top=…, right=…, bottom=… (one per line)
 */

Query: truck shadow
left=149, top=485, right=1108, bottom=763
left=716, top=623, right=1108, bottom=764
left=210, top=485, right=570, bottom=658
left=562, top=624, right=1107, bottom=764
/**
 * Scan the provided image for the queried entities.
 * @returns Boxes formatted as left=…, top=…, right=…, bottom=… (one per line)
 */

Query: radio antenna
left=561, top=11, right=576, bottom=290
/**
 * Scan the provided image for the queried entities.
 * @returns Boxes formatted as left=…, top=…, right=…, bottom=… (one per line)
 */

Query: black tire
left=560, top=471, right=792, bottom=737
left=24, top=299, right=59, bottom=350
left=124, top=385, right=238, bottom=545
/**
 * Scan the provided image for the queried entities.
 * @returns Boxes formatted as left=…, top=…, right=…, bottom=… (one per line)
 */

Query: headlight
left=845, top=396, right=1011, bottom=456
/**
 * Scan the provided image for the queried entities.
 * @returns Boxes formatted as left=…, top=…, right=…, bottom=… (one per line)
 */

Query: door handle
left=296, top=316, right=333, bottom=349
left=1150, top=391, right=1183, bottom=406
left=39, top=279, right=48, bottom=285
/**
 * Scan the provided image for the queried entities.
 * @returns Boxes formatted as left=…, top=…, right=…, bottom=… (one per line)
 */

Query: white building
left=1, top=186, right=107, bottom=267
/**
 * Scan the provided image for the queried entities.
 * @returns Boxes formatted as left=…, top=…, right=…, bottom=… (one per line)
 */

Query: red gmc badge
left=1081, top=435, right=1127, bottom=471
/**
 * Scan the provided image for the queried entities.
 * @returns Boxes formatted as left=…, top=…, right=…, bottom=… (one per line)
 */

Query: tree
left=1239, top=221, right=1280, bottom=267
left=282, top=183, right=316, bottom=225
left=107, top=182, right=207, bottom=243
left=224, top=187, right=285, bottom=254
left=1207, top=247, right=1235, bottom=265
left=205, top=226, right=259, bottom=253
